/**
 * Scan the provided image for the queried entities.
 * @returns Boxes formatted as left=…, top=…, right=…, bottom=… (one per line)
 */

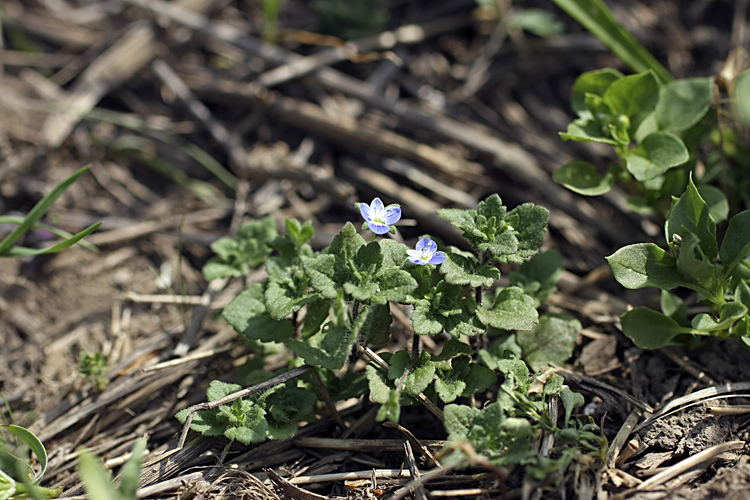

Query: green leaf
left=266, top=386, right=317, bottom=423
left=656, top=77, right=714, bottom=132
left=300, top=299, right=332, bottom=338
left=376, top=389, right=401, bottom=423
left=411, top=299, right=444, bottom=336
left=560, top=386, right=585, bottom=426
left=624, top=132, right=689, bottom=181
left=329, top=222, right=366, bottom=271
left=434, top=374, right=466, bottom=403
left=719, top=210, right=750, bottom=278
left=359, top=303, right=392, bottom=345
left=372, top=267, right=418, bottom=304
left=570, top=68, right=623, bottom=115
left=666, top=176, right=717, bottom=262
left=265, top=279, right=319, bottom=320
left=733, top=69, right=750, bottom=126
left=78, top=450, right=120, bottom=500
left=606, top=243, right=682, bottom=290
left=691, top=302, right=747, bottom=332
left=440, top=250, right=500, bottom=288
left=366, top=364, right=392, bottom=404
left=462, top=361, right=498, bottom=397
left=1, top=425, right=49, bottom=487
left=560, top=119, right=620, bottom=145
left=476, top=287, right=538, bottom=331
left=403, top=352, right=436, bottom=397
left=287, top=292, right=354, bottom=369
left=735, top=280, right=750, bottom=311
left=343, top=281, right=379, bottom=301
left=443, top=404, right=481, bottom=437
left=509, top=250, right=564, bottom=305
left=550, top=0, right=672, bottom=83
left=697, top=184, right=729, bottom=224
left=206, top=380, right=242, bottom=401
left=516, top=314, right=581, bottom=371
left=661, top=290, right=688, bottom=326
left=223, top=284, right=294, bottom=342
left=434, top=338, right=475, bottom=361
left=620, top=307, right=692, bottom=349
left=304, top=254, right=338, bottom=299
left=119, top=438, right=147, bottom=500
left=227, top=404, right=268, bottom=444
left=504, top=203, right=550, bottom=262
left=285, top=218, right=314, bottom=251
left=675, top=231, right=717, bottom=286
left=553, top=160, right=614, bottom=196
left=603, top=71, right=660, bottom=134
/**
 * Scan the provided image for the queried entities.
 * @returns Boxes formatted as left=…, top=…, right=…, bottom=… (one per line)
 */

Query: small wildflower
left=358, top=197, right=401, bottom=235
left=407, top=237, right=446, bottom=266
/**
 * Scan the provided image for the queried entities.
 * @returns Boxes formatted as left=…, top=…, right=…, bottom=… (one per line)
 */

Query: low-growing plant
left=607, top=176, right=750, bottom=349
left=550, top=0, right=750, bottom=351
left=180, top=192, right=596, bottom=482
left=78, top=351, right=110, bottom=392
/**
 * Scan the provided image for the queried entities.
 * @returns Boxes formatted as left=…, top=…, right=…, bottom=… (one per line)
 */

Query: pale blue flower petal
left=383, top=207, right=402, bottom=225
left=428, top=251, right=446, bottom=265
left=368, top=222, right=390, bottom=235
left=371, top=197, right=385, bottom=211
left=359, top=202, right=373, bottom=221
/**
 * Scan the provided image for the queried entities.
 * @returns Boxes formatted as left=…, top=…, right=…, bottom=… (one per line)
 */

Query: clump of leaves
left=442, top=357, right=603, bottom=484
left=79, top=351, right=109, bottom=392
left=607, top=176, right=750, bottom=348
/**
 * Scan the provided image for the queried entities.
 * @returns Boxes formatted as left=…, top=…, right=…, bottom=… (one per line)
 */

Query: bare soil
left=2, top=0, right=750, bottom=499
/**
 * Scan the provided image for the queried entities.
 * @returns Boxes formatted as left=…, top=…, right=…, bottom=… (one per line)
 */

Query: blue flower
left=358, top=197, right=401, bottom=235
left=407, top=237, right=446, bottom=266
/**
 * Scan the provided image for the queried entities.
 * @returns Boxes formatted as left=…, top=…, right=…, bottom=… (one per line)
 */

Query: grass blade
left=551, top=0, right=673, bottom=83
left=2, top=222, right=103, bottom=258
left=0, top=165, right=92, bottom=254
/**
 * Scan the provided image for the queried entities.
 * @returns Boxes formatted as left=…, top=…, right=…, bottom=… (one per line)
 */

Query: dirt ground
left=2, top=0, right=750, bottom=499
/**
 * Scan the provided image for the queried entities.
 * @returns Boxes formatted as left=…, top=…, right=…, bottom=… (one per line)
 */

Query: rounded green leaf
left=656, top=77, right=714, bottom=132
left=624, top=132, right=689, bottom=181
left=1, top=425, right=48, bottom=486
left=620, top=307, right=691, bottom=349
left=719, top=210, right=750, bottom=275
left=553, top=160, right=614, bottom=196
left=606, top=243, right=682, bottom=290
left=603, top=71, right=660, bottom=133
left=733, top=69, right=750, bottom=126
left=571, top=68, right=623, bottom=115
left=697, top=184, right=729, bottom=224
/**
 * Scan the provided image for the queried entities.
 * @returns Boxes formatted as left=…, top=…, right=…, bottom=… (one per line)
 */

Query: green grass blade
left=2, top=222, right=102, bottom=258
left=0, top=425, right=48, bottom=486
left=0, top=216, right=99, bottom=253
left=119, top=438, right=146, bottom=500
left=77, top=450, right=121, bottom=500
left=0, top=165, right=91, bottom=255
left=550, top=0, right=673, bottom=84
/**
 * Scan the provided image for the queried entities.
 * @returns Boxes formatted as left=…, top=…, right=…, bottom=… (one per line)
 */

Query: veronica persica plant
left=357, top=197, right=401, bottom=235
left=407, top=237, right=446, bottom=265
